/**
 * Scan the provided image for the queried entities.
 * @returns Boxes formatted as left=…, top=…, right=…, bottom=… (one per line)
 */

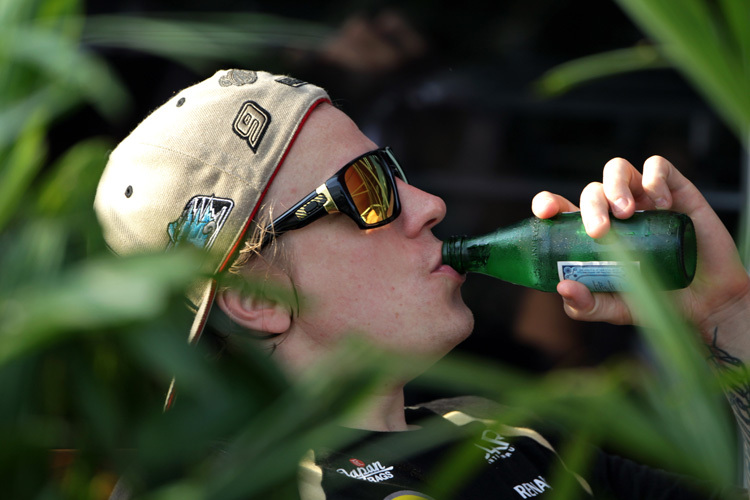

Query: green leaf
left=0, top=87, right=75, bottom=151
left=536, top=45, right=670, bottom=98
left=0, top=114, right=47, bottom=232
left=82, top=13, right=332, bottom=72
left=1, top=25, right=130, bottom=119
left=0, top=251, right=201, bottom=366
left=614, top=0, right=750, bottom=139
left=36, top=137, right=112, bottom=216
left=717, top=0, right=750, bottom=70
left=0, top=219, right=68, bottom=292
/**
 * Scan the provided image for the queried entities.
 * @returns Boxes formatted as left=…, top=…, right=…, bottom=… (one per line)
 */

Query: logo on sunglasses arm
left=233, top=101, right=271, bottom=152
left=167, top=195, right=234, bottom=251
left=295, top=193, right=327, bottom=220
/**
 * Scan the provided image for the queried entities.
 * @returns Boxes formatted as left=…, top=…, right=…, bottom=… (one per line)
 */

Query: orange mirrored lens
left=344, top=156, right=395, bottom=225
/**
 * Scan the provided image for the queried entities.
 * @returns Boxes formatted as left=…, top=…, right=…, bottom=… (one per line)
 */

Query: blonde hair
left=226, top=207, right=290, bottom=279
left=211, top=207, right=298, bottom=350
left=204, top=210, right=300, bottom=356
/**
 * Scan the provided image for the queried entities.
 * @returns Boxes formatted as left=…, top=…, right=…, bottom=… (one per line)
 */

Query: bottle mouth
left=441, top=236, right=465, bottom=273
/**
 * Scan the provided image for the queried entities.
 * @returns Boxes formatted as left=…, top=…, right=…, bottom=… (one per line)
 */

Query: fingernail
left=583, top=216, right=606, bottom=236
left=613, top=197, right=628, bottom=212
left=654, top=197, right=668, bottom=208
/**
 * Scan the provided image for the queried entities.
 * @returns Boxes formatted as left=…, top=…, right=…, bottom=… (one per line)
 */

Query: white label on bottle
left=557, top=261, right=640, bottom=292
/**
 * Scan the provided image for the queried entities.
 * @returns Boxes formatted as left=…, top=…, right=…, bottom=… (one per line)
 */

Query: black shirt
left=300, top=397, right=745, bottom=500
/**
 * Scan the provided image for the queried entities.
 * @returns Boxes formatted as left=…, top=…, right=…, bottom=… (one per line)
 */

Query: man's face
left=260, top=104, right=474, bottom=367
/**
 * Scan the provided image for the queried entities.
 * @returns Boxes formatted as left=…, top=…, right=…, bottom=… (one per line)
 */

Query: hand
left=531, top=156, right=750, bottom=345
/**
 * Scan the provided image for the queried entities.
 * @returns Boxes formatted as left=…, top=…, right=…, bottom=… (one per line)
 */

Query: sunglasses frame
left=259, top=147, right=407, bottom=249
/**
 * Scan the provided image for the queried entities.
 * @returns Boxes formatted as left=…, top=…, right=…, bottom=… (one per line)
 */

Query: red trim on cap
left=167, top=97, right=330, bottom=412
left=218, top=96, right=331, bottom=272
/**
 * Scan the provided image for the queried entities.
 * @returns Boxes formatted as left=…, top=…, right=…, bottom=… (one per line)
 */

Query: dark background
left=70, top=0, right=744, bottom=386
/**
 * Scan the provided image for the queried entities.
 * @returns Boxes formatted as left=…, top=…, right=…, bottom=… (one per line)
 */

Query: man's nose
left=396, top=179, right=447, bottom=236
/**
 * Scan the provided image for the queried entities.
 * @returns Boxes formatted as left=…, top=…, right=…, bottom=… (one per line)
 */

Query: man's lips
left=432, top=262, right=466, bottom=281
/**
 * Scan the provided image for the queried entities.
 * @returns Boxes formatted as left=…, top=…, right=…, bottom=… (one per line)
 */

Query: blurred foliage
left=535, top=44, right=671, bottom=97
left=537, top=0, right=750, bottom=260
left=81, top=13, right=332, bottom=74
left=1, top=0, right=747, bottom=499
left=537, top=0, right=750, bottom=143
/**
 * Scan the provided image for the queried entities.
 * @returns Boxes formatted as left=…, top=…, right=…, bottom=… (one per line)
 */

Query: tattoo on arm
left=706, top=327, right=750, bottom=479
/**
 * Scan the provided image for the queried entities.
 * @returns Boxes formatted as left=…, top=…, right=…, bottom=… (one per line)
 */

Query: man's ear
left=215, top=287, right=291, bottom=335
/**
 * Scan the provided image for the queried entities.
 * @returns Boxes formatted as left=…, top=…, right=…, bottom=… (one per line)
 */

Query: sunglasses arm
left=260, top=184, right=338, bottom=246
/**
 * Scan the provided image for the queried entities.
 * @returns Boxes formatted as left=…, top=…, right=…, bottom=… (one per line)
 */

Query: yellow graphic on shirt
left=383, top=491, right=434, bottom=500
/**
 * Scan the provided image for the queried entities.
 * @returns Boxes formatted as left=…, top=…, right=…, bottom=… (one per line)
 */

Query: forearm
left=706, top=323, right=750, bottom=486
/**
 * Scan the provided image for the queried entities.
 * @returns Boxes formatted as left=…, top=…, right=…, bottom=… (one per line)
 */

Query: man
left=96, top=69, right=750, bottom=498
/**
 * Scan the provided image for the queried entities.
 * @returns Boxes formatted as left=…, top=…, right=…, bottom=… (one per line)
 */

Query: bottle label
left=557, top=261, right=640, bottom=292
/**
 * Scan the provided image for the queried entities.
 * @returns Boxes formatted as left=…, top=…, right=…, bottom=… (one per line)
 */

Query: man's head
left=217, top=103, right=473, bottom=377
left=94, top=69, right=330, bottom=345
left=95, top=69, right=473, bottom=387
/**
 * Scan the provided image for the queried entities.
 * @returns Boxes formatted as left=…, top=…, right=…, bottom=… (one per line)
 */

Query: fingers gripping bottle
left=442, top=211, right=697, bottom=292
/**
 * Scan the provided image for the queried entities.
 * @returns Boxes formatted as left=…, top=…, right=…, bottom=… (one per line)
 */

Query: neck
left=342, top=384, right=411, bottom=432
left=270, top=331, right=425, bottom=432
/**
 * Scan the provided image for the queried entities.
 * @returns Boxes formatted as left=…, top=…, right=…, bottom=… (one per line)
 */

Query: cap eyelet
left=125, top=185, right=133, bottom=198
left=176, top=97, right=185, bottom=107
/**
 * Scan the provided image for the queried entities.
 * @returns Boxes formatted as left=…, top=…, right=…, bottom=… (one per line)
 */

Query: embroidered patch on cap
left=167, top=195, right=234, bottom=251
left=233, top=100, right=271, bottom=152
left=275, top=76, right=308, bottom=87
left=219, top=69, right=258, bottom=87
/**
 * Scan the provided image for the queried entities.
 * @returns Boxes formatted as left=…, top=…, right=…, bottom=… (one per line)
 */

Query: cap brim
left=164, top=277, right=217, bottom=411
left=189, top=278, right=217, bottom=345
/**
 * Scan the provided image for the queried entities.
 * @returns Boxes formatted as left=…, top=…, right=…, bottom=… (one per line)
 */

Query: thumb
left=557, top=280, right=635, bottom=326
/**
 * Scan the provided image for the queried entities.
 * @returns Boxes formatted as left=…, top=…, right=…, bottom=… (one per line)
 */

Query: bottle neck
left=442, top=236, right=466, bottom=273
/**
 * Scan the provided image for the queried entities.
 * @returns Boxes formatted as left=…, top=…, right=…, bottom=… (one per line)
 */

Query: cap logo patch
left=275, top=76, right=308, bottom=87
left=167, top=195, right=234, bottom=251
left=219, top=69, right=258, bottom=87
left=233, top=101, right=271, bottom=152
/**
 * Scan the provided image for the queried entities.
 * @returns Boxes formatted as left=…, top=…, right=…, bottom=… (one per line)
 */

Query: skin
left=220, top=106, right=750, bottom=448
left=531, top=155, right=750, bottom=352
left=532, top=156, right=750, bottom=475
left=217, top=103, right=473, bottom=431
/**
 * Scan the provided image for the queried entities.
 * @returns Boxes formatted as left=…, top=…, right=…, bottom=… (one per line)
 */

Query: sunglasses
left=260, top=147, right=408, bottom=248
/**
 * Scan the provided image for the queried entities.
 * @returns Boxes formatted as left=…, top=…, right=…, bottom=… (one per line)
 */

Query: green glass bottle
left=442, top=210, right=697, bottom=292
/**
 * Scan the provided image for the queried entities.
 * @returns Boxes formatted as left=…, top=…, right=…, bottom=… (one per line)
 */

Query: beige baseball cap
left=94, top=69, right=330, bottom=382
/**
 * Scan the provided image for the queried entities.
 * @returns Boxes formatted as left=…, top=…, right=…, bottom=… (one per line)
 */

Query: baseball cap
left=94, top=69, right=330, bottom=403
